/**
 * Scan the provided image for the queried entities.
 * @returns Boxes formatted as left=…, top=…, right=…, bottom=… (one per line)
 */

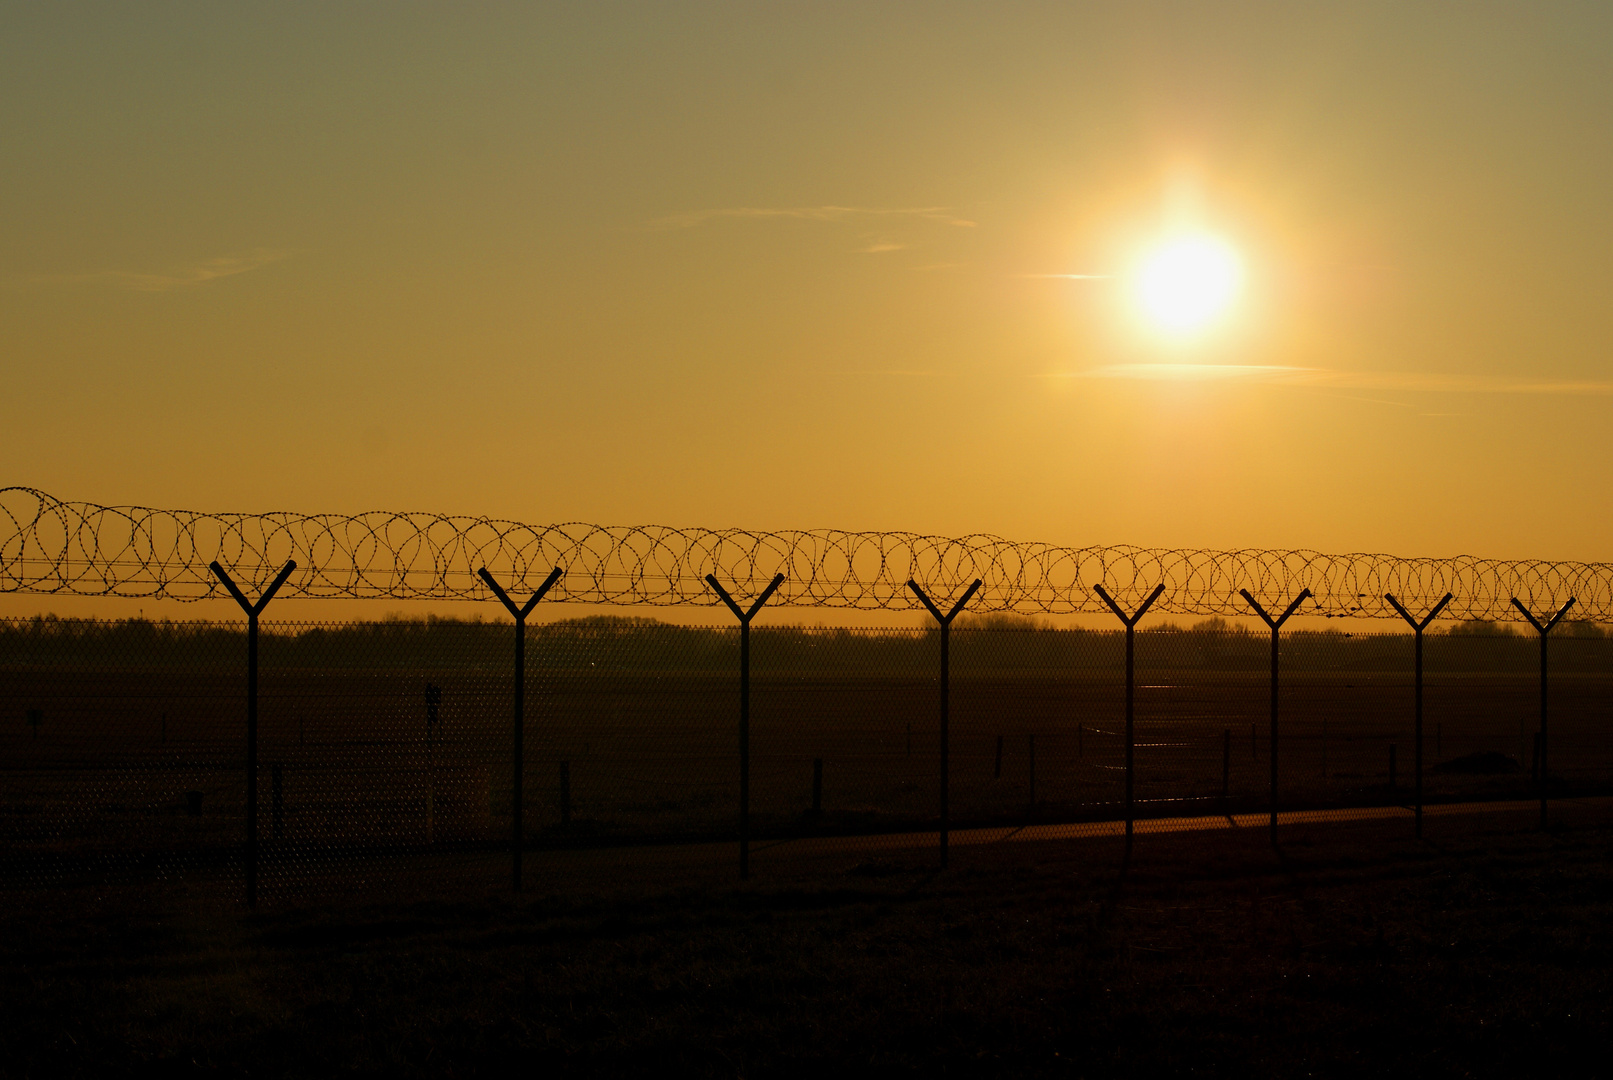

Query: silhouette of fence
left=4, top=489, right=1612, bottom=905
left=4, top=615, right=1610, bottom=904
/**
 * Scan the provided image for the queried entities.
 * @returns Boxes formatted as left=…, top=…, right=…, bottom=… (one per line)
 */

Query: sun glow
left=1134, top=235, right=1242, bottom=337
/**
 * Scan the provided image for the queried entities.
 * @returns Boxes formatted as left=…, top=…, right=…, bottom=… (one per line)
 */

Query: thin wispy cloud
left=857, top=240, right=907, bottom=254
left=1021, top=272, right=1112, bottom=279
left=9, top=248, right=294, bottom=293
left=1062, top=364, right=1613, bottom=395
left=653, top=206, right=977, bottom=230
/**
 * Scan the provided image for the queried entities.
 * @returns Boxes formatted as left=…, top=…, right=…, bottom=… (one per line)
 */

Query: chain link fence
left=3, top=615, right=1610, bottom=902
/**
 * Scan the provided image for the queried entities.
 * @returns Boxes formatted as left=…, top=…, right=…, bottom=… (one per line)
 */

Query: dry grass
left=5, top=804, right=1613, bottom=1077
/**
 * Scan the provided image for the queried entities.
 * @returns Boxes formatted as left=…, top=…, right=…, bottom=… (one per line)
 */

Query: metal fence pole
left=560, top=761, right=571, bottom=826
left=1386, top=593, right=1453, bottom=839
left=209, top=559, right=296, bottom=909
left=1511, top=597, right=1576, bottom=828
left=908, top=578, right=983, bottom=870
left=425, top=683, right=440, bottom=845
left=1093, top=583, right=1165, bottom=855
left=1222, top=728, right=1231, bottom=809
left=1239, top=589, right=1312, bottom=849
left=478, top=565, right=565, bottom=893
left=1028, top=734, right=1036, bottom=816
left=708, top=572, right=786, bottom=880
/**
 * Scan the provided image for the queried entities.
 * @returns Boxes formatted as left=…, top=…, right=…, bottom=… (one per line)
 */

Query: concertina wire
left=0, top=487, right=1602, bottom=622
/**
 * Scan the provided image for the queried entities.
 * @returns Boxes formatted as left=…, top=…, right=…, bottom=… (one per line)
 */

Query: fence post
left=1385, top=592, right=1454, bottom=839
left=708, top=572, right=786, bottom=880
left=908, top=578, right=983, bottom=870
left=425, top=683, right=441, bottom=845
left=994, top=735, right=1004, bottom=779
left=1390, top=744, right=1397, bottom=788
left=1092, top=583, right=1166, bottom=855
left=209, top=559, right=297, bottom=910
left=1511, top=597, right=1577, bottom=828
left=558, top=760, right=571, bottom=826
left=478, top=565, right=565, bottom=893
left=1222, top=728, right=1231, bottom=810
left=812, top=758, right=823, bottom=816
left=271, top=763, right=284, bottom=840
left=1239, top=588, right=1313, bottom=849
left=1028, top=734, right=1036, bottom=816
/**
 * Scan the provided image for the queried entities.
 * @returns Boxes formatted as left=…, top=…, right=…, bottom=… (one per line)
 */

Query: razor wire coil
left=1, top=487, right=1603, bottom=622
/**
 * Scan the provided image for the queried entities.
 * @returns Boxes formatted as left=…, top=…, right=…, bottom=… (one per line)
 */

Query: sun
left=1133, top=235, right=1242, bottom=337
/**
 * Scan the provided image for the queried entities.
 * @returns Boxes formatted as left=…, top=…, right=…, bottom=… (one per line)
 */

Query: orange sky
left=4, top=3, right=1612, bottom=625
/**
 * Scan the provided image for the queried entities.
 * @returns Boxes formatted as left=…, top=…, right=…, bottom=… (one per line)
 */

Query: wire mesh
left=4, top=616, right=1610, bottom=902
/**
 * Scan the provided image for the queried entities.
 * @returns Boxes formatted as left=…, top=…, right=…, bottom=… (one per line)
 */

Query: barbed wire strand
left=1, top=487, right=1602, bottom=622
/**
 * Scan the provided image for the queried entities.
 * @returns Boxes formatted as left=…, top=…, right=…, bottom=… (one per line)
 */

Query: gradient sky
left=4, top=3, right=1613, bottom=621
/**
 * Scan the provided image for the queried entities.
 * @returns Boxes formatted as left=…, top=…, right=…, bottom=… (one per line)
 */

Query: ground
left=5, top=806, right=1612, bottom=1078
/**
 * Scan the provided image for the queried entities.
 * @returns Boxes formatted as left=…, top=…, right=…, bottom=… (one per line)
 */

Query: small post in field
left=271, top=763, right=283, bottom=840
left=425, top=682, right=441, bottom=845
left=812, top=758, right=823, bottom=815
left=1222, top=728, right=1231, bottom=809
left=560, top=761, right=571, bottom=826
left=1390, top=744, right=1397, bottom=789
left=994, top=735, right=1004, bottom=779
left=1028, top=734, right=1036, bottom=815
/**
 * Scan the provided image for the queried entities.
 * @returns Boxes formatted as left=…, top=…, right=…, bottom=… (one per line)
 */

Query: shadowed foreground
left=5, top=805, right=1611, bottom=1078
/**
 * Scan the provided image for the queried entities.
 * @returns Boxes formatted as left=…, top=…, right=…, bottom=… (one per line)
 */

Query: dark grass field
left=6, top=803, right=1613, bottom=1078
left=7, top=621, right=1610, bottom=872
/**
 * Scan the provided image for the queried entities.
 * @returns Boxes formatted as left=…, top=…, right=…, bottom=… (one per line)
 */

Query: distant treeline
left=4, top=613, right=1611, bottom=677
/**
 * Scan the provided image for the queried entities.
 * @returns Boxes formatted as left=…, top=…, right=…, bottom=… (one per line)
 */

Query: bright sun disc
left=1135, top=235, right=1242, bottom=336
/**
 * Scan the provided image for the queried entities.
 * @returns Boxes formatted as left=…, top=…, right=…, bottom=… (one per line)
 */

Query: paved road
left=739, top=795, right=1613, bottom=867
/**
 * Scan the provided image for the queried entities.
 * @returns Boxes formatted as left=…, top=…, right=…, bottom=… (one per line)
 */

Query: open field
left=5, top=800, right=1613, bottom=1077
left=3, top=618, right=1611, bottom=899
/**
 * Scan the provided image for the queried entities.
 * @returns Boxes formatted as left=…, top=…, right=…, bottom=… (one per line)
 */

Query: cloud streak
left=1021, top=272, right=1112, bottom=279
left=1064, top=364, right=1613, bottom=395
left=9, top=249, right=295, bottom=293
left=654, top=205, right=977, bottom=229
